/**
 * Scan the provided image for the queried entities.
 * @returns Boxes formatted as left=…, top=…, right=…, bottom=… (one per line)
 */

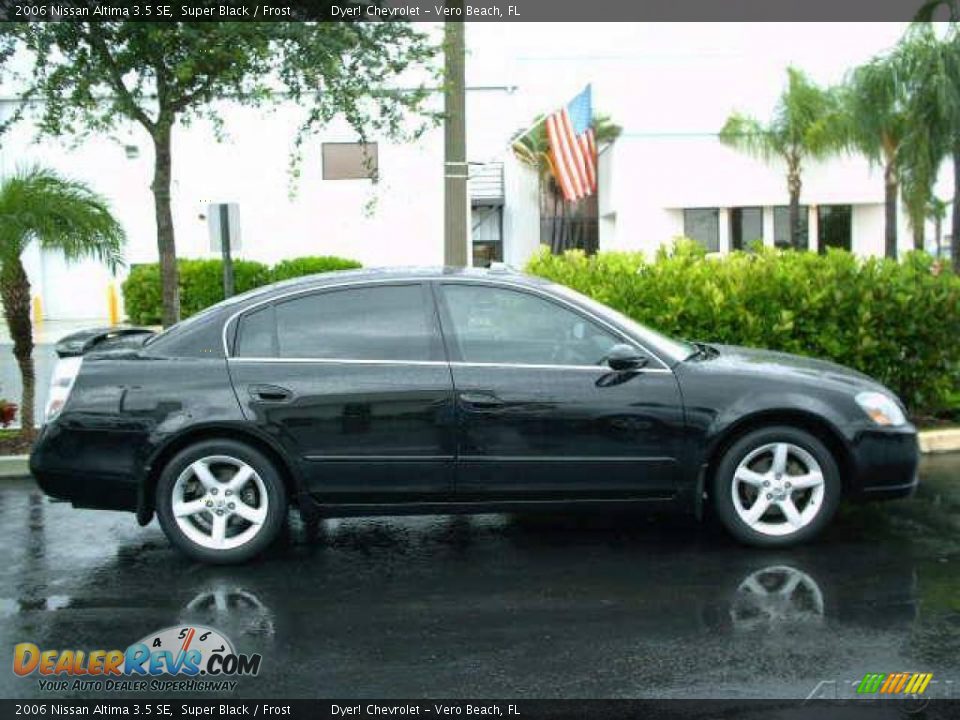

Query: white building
left=0, top=22, right=952, bottom=321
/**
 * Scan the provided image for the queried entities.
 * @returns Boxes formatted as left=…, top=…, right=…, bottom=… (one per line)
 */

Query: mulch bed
left=0, top=434, right=33, bottom=455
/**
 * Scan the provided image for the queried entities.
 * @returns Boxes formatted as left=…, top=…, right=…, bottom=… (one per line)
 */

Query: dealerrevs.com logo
left=12, top=625, right=262, bottom=692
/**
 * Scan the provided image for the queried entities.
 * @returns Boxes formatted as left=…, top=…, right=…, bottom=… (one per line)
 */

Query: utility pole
left=443, top=8, right=469, bottom=267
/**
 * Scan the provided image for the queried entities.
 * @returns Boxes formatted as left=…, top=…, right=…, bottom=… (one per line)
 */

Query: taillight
left=44, top=356, right=83, bottom=422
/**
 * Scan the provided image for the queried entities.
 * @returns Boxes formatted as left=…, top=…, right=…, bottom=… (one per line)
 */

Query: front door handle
left=249, top=384, right=293, bottom=402
left=459, top=392, right=504, bottom=409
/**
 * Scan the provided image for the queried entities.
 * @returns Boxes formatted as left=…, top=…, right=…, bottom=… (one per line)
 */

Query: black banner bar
left=2, top=700, right=960, bottom=719
left=0, top=0, right=950, bottom=22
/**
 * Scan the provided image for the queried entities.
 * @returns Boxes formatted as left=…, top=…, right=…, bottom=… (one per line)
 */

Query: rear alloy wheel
left=156, top=440, right=287, bottom=564
left=713, top=426, right=841, bottom=547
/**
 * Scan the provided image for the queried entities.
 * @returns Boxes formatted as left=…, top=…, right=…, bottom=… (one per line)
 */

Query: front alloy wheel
left=157, top=440, right=286, bottom=563
left=713, top=426, right=841, bottom=547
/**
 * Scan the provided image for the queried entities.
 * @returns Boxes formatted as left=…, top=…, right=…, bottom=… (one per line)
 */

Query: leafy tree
left=1, top=17, right=439, bottom=326
left=0, top=167, right=124, bottom=441
left=720, top=68, right=846, bottom=250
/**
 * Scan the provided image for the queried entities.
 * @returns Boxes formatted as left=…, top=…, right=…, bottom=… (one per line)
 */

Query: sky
left=464, top=23, right=913, bottom=134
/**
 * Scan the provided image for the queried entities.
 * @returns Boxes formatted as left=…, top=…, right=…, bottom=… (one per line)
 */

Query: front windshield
left=549, top=283, right=695, bottom=364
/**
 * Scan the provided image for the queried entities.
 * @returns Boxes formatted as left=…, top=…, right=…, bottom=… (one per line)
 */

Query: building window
left=817, top=205, right=852, bottom=253
left=322, top=142, right=379, bottom=180
left=472, top=205, right=503, bottom=267
left=683, top=208, right=719, bottom=252
left=774, top=205, right=809, bottom=250
left=730, top=207, right=763, bottom=251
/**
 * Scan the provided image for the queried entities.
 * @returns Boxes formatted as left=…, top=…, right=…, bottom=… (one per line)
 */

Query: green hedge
left=122, top=255, right=361, bottom=326
left=527, top=241, right=960, bottom=415
left=270, top=255, right=362, bottom=282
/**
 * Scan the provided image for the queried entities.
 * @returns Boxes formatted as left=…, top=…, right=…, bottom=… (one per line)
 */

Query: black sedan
left=30, top=267, right=919, bottom=563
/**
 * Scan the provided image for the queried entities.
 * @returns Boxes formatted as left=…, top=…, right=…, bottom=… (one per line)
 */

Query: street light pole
left=443, top=10, right=469, bottom=267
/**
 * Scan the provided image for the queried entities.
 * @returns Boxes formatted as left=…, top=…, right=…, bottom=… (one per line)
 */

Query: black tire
left=156, top=439, right=287, bottom=564
left=712, top=426, right=841, bottom=548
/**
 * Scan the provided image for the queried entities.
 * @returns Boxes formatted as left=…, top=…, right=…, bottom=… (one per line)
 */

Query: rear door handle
left=459, top=392, right=504, bottom=409
left=249, top=384, right=293, bottom=402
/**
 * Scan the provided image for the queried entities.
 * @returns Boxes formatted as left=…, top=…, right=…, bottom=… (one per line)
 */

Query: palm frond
left=0, top=166, right=126, bottom=272
left=718, top=113, right=780, bottom=161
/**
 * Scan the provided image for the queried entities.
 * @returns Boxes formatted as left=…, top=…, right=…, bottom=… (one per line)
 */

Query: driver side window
left=440, top=284, right=622, bottom=366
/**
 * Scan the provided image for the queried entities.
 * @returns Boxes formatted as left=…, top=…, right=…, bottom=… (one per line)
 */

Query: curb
left=1, top=429, right=959, bottom=478
left=918, top=428, right=960, bottom=455
left=0, top=455, right=29, bottom=478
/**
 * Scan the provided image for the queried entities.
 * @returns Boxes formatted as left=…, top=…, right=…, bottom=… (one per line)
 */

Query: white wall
left=598, top=133, right=955, bottom=257
left=0, top=86, right=535, bottom=320
left=502, top=156, right=540, bottom=267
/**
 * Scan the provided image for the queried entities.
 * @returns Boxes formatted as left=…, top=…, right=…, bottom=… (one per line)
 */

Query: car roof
left=229, top=265, right=550, bottom=305
left=143, top=266, right=553, bottom=353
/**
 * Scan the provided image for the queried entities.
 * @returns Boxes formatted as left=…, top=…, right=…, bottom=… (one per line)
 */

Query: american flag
left=545, top=85, right=598, bottom=202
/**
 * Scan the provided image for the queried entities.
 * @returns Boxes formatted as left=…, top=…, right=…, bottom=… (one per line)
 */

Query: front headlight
left=855, top=391, right=906, bottom=427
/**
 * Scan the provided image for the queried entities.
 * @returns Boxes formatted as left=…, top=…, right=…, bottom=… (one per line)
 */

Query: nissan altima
left=30, top=267, right=919, bottom=563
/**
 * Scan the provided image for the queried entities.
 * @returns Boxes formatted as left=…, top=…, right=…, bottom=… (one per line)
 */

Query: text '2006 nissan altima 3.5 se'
left=30, top=267, right=920, bottom=563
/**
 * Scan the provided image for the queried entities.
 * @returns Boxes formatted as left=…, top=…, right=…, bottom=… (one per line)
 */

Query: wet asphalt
left=0, top=456, right=957, bottom=701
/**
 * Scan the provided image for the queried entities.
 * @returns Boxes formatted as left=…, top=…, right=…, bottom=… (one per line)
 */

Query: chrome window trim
left=226, top=356, right=672, bottom=373
left=221, top=275, right=673, bottom=371
left=227, top=357, right=447, bottom=367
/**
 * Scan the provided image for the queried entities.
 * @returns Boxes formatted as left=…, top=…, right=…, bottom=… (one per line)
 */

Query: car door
left=435, top=281, right=685, bottom=500
left=227, top=282, right=456, bottom=502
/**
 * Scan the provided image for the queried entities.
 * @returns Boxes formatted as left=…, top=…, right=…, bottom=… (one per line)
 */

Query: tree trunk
left=953, top=142, right=960, bottom=273
left=787, top=162, right=803, bottom=250
left=0, top=258, right=36, bottom=442
left=936, top=216, right=943, bottom=257
left=884, top=160, right=899, bottom=259
left=151, top=123, right=180, bottom=328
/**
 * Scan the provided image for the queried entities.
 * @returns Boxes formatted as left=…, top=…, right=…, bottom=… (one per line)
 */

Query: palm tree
left=720, top=67, right=846, bottom=250
left=0, top=167, right=125, bottom=442
left=842, top=53, right=910, bottom=258
left=927, top=195, right=952, bottom=256
left=895, top=22, right=960, bottom=272
left=512, top=114, right=622, bottom=253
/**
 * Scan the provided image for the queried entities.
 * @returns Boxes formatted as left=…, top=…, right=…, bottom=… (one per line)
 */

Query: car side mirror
left=604, top=344, right=649, bottom=371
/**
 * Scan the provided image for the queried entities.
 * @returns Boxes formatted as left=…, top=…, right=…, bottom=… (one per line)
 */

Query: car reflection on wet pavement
left=0, top=455, right=957, bottom=700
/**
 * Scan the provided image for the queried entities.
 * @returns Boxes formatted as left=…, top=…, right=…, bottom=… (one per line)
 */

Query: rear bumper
left=29, top=424, right=140, bottom=511
left=848, top=424, right=920, bottom=501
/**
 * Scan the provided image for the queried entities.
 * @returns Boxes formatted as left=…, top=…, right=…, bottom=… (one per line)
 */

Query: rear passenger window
left=235, top=305, right=276, bottom=357
left=273, top=284, right=437, bottom=361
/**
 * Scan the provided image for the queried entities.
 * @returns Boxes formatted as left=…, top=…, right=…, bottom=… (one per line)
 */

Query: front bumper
left=848, top=424, right=920, bottom=500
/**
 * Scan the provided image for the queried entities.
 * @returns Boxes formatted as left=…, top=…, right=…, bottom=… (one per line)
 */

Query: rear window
left=234, top=284, right=439, bottom=362
left=235, top=305, right=276, bottom=358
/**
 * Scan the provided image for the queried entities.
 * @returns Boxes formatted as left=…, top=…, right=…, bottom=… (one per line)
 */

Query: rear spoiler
left=54, top=326, right=156, bottom=358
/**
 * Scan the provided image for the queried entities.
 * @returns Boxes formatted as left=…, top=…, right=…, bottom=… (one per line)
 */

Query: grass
left=0, top=428, right=32, bottom=455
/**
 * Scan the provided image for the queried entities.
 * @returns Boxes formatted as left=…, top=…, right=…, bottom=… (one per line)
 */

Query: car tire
left=712, top=426, right=841, bottom=548
left=156, top=439, right=287, bottom=564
